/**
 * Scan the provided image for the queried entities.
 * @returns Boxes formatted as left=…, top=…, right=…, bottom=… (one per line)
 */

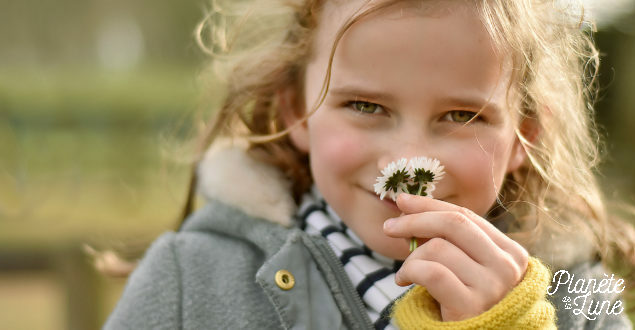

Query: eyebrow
left=438, top=95, right=503, bottom=115
left=329, top=85, right=503, bottom=114
left=328, top=86, right=398, bottom=103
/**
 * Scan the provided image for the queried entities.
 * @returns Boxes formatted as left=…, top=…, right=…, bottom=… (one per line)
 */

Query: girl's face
left=287, top=1, right=526, bottom=259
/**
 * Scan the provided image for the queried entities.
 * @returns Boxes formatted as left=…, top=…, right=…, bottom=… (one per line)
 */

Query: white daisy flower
left=374, top=156, right=446, bottom=252
left=419, top=182, right=437, bottom=197
left=373, top=158, right=410, bottom=201
left=408, top=157, right=445, bottom=198
left=374, top=156, right=445, bottom=200
left=408, top=156, right=445, bottom=184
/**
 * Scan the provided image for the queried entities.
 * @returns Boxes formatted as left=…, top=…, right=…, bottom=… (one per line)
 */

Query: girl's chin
left=368, top=239, right=410, bottom=261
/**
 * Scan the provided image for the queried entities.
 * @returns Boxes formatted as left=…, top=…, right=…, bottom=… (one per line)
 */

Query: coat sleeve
left=104, top=233, right=182, bottom=330
left=391, top=257, right=556, bottom=329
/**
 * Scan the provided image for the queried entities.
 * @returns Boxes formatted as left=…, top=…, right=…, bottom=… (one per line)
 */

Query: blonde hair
left=185, top=0, right=634, bottom=271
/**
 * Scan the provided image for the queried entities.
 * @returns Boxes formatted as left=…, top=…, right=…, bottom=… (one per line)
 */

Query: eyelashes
left=442, top=110, right=481, bottom=123
left=344, top=100, right=386, bottom=115
left=343, top=100, right=482, bottom=123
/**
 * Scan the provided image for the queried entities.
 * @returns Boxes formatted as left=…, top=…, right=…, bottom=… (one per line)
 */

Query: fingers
left=384, top=210, right=502, bottom=266
left=389, top=194, right=531, bottom=320
left=395, top=193, right=529, bottom=268
left=406, top=237, right=484, bottom=288
left=396, top=194, right=504, bottom=242
left=396, top=259, right=472, bottom=310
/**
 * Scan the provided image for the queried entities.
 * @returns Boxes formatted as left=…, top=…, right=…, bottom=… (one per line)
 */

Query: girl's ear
left=278, top=87, right=310, bottom=152
left=507, top=116, right=540, bottom=173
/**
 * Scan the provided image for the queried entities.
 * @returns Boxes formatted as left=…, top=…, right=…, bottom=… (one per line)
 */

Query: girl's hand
left=383, top=194, right=529, bottom=322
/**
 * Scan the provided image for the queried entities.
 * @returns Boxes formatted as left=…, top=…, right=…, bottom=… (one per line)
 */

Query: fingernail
left=383, top=218, right=396, bottom=230
left=395, top=270, right=402, bottom=283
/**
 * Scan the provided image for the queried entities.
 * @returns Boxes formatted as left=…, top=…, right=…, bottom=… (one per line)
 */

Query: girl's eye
left=347, top=101, right=384, bottom=114
left=444, top=110, right=479, bottom=123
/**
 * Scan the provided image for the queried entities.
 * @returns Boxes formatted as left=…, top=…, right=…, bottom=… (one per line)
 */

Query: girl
left=105, top=0, right=635, bottom=328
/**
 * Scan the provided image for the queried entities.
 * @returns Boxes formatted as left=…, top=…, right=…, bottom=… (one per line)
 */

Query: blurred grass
left=0, top=65, right=207, bottom=329
left=0, top=65, right=203, bottom=248
left=0, top=65, right=200, bottom=118
left=0, top=0, right=213, bottom=328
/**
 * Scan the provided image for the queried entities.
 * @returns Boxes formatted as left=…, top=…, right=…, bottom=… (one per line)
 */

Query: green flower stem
left=409, top=237, right=417, bottom=252
left=409, top=179, right=429, bottom=252
left=416, top=183, right=424, bottom=196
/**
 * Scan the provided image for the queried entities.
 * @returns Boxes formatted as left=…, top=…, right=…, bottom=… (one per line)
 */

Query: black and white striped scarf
left=297, top=186, right=413, bottom=329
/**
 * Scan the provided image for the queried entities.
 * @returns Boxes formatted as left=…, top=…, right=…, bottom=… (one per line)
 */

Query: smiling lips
left=382, top=197, right=400, bottom=212
left=367, top=189, right=400, bottom=212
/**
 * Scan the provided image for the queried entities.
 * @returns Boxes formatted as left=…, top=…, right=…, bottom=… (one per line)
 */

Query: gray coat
left=105, top=200, right=373, bottom=329
left=104, top=143, right=632, bottom=329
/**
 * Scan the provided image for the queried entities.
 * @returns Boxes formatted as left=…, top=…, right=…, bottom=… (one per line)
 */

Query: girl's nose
left=376, top=139, right=433, bottom=170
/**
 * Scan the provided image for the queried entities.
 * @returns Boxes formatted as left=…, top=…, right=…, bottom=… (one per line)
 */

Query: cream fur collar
left=196, top=141, right=596, bottom=270
left=196, top=139, right=297, bottom=227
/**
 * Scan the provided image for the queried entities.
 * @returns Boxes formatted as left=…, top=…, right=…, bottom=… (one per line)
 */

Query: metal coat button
left=274, top=269, right=295, bottom=290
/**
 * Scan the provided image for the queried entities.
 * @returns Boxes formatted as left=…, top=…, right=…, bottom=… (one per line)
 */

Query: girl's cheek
left=443, top=137, right=513, bottom=213
left=313, top=128, right=368, bottom=171
left=319, top=132, right=368, bottom=169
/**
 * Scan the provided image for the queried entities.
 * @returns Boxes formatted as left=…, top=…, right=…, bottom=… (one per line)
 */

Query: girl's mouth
left=368, top=190, right=399, bottom=212
left=381, top=197, right=400, bottom=212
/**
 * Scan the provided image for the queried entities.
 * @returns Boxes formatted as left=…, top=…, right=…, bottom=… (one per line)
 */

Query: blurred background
left=0, top=0, right=634, bottom=329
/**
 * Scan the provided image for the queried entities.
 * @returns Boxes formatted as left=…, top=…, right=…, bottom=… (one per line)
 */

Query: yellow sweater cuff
left=391, top=257, right=556, bottom=329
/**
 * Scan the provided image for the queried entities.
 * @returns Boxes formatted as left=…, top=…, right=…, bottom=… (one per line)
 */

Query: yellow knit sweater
left=392, top=257, right=556, bottom=329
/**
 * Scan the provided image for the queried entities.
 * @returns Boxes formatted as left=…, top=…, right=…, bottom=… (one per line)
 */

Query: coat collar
left=196, top=140, right=596, bottom=270
left=196, top=139, right=297, bottom=228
